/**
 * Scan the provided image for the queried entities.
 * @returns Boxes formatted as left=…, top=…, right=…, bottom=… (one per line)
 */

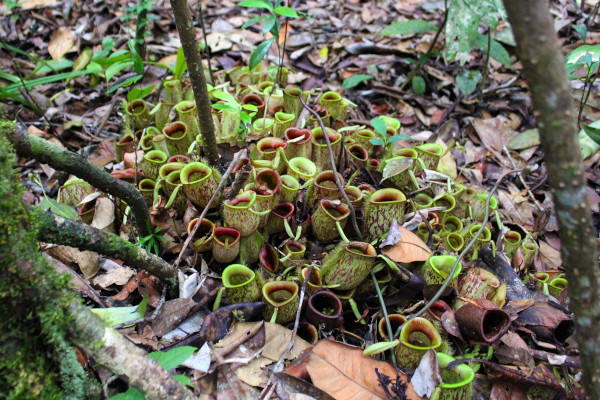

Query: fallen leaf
left=471, top=117, right=518, bottom=153
left=508, top=129, right=540, bottom=150
left=92, top=266, right=136, bottom=289
left=48, top=245, right=99, bottom=280
left=90, top=198, right=115, bottom=233
left=301, top=340, right=423, bottom=400
left=411, top=350, right=442, bottom=398
left=381, top=224, right=431, bottom=263
left=48, top=27, right=77, bottom=60
left=538, top=241, right=562, bottom=269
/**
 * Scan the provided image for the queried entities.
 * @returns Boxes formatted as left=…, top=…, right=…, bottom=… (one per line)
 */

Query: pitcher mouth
left=163, top=121, right=187, bottom=140
left=399, top=318, right=442, bottom=350
left=370, top=188, right=406, bottom=203
left=346, top=241, right=376, bottom=256
left=262, top=281, right=298, bottom=306
left=145, top=150, right=167, bottom=163
left=348, top=145, right=368, bottom=161
left=227, top=191, right=256, bottom=208
left=285, top=128, right=311, bottom=144
left=223, top=264, right=255, bottom=288
left=214, top=227, right=241, bottom=246
left=181, top=162, right=211, bottom=184
left=126, top=99, right=146, bottom=115
left=315, top=171, right=344, bottom=189
left=272, top=202, right=294, bottom=218
left=320, top=200, right=350, bottom=220
left=177, top=101, right=196, bottom=113
left=257, top=138, right=287, bottom=153
left=255, top=169, right=281, bottom=194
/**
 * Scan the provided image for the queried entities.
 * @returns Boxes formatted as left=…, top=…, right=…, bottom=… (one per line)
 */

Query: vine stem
left=370, top=269, right=397, bottom=366
left=391, top=169, right=518, bottom=340
left=298, top=94, right=362, bottom=240
left=174, top=149, right=247, bottom=268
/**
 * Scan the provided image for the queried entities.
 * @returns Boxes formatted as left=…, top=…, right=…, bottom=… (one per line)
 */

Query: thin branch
left=174, top=149, right=248, bottom=268
left=298, top=94, right=362, bottom=240
left=10, top=123, right=152, bottom=237
left=502, top=146, right=544, bottom=212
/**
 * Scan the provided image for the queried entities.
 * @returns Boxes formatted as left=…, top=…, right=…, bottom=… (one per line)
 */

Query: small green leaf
left=242, top=15, right=266, bottom=29
left=107, top=74, right=143, bottom=94
left=386, top=135, right=410, bottom=144
left=212, top=90, right=237, bottom=104
left=242, top=104, right=258, bottom=111
left=149, top=346, right=197, bottom=370
left=573, top=24, right=587, bottom=43
left=212, top=103, right=237, bottom=112
left=263, top=15, right=277, bottom=36
left=380, top=20, right=438, bottom=36
left=127, top=85, right=155, bottom=102
left=238, top=0, right=273, bottom=11
left=411, top=76, right=426, bottom=95
left=342, top=74, right=373, bottom=90
left=91, top=297, right=147, bottom=327
left=371, top=117, right=387, bottom=138
left=455, top=69, right=482, bottom=96
left=174, top=375, right=194, bottom=387
left=370, top=138, right=385, bottom=146
left=363, top=340, right=399, bottom=355
left=583, top=124, right=600, bottom=146
left=274, top=6, right=298, bottom=18
left=105, top=60, right=134, bottom=82
left=107, top=387, right=144, bottom=400
left=175, top=46, right=187, bottom=79
left=38, top=198, right=78, bottom=220
left=249, top=38, right=275, bottom=70
left=475, top=34, right=512, bottom=67
left=508, top=129, right=540, bottom=150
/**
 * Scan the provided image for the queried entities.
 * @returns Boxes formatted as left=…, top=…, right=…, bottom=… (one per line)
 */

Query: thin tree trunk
left=170, top=0, right=220, bottom=167
left=35, top=208, right=177, bottom=282
left=502, top=0, right=600, bottom=396
left=9, top=123, right=152, bottom=237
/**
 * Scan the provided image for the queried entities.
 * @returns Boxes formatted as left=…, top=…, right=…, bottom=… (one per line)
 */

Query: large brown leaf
left=303, top=340, right=423, bottom=400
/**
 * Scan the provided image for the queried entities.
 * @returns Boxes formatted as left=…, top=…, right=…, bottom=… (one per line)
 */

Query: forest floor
left=1, top=0, right=600, bottom=398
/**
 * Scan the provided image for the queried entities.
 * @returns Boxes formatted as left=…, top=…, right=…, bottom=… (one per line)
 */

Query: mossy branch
left=0, top=121, right=192, bottom=399
left=503, top=0, right=600, bottom=396
left=9, top=123, right=151, bottom=237
left=35, top=208, right=177, bottom=282
left=170, top=0, right=219, bottom=167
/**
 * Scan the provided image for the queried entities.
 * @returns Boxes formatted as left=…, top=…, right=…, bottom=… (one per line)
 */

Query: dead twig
left=174, top=149, right=248, bottom=268
left=298, top=94, right=362, bottom=240
left=502, top=146, right=544, bottom=212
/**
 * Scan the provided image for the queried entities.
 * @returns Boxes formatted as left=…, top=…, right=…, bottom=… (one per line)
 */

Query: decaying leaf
left=290, top=339, right=423, bottom=400
left=381, top=222, right=431, bottom=263
left=48, top=27, right=77, bottom=60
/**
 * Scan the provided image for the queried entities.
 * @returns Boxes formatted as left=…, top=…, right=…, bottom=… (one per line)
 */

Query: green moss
left=0, top=121, right=100, bottom=399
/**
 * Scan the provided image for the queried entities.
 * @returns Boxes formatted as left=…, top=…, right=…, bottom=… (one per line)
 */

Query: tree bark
left=170, top=0, right=220, bottom=167
left=9, top=123, right=151, bottom=237
left=35, top=208, right=177, bottom=282
left=502, top=0, right=600, bottom=396
left=68, top=302, right=195, bottom=400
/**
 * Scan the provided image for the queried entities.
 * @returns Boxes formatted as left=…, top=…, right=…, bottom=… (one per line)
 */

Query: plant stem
left=197, top=0, right=215, bottom=86
left=35, top=208, right=178, bottom=282
left=370, top=270, right=397, bottom=366
left=398, top=0, right=448, bottom=92
left=174, top=148, right=248, bottom=268
left=134, top=0, right=149, bottom=59
left=170, top=0, right=219, bottom=166
left=298, top=94, right=362, bottom=240
left=9, top=123, right=152, bottom=237
left=478, top=29, right=492, bottom=104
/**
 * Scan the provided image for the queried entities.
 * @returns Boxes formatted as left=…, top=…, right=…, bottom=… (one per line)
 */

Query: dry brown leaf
left=48, top=245, right=99, bottom=280
left=381, top=225, right=431, bottom=263
left=92, top=267, right=136, bottom=289
left=305, top=340, right=423, bottom=400
left=538, top=241, right=562, bottom=269
left=48, top=28, right=77, bottom=60
left=91, top=198, right=115, bottom=233
left=19, top=0, right=58, bottom=9
left=471, top=117, right=518, bottom=153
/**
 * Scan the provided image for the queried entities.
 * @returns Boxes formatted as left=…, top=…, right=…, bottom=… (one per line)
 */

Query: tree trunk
left=170, top=0, right=220, bottom=167
left=502, top=0, right=600, bottom=396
